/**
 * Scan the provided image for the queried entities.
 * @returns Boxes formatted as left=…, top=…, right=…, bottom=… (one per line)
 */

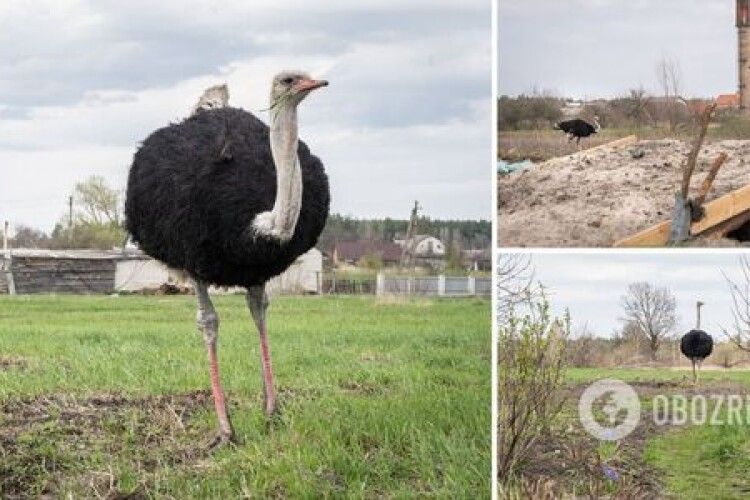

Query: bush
left=498, top=291, right=569, bottom=481
left=498, top=95, right=563, bottom=131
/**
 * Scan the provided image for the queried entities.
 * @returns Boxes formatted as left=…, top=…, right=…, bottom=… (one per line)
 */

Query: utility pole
left=400, top=200, right=421, bottom=267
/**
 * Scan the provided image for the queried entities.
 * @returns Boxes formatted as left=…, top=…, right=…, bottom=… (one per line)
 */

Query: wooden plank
left=615, top=183, right=750, bottom=247
left=694, top=153, right=729, bottom=206
left=693, top=183, right=750, bottom=234
left=614, top=221, right=672, bottom=247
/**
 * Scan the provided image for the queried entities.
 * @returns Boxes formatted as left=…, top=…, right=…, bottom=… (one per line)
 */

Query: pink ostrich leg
left=247, top=285, right=277, bottom=416
left=195, top=281, right=234, bottom=443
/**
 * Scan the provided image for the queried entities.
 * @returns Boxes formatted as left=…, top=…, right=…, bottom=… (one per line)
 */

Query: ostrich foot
left=205, top=431, right=238, bottom=451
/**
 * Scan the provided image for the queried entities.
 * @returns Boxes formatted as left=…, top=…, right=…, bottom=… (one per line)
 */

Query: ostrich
left=554, top=116, right=601, bottom=146
left=680, top=301, right=714, bottom=385
left=125, top=71, right=330, bottom=445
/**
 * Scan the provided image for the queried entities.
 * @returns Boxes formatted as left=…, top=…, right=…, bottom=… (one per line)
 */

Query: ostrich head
left=696, top=300, right=704, bottom=329
left=270, top=71, right=328, bottom=111
left=593, top=115, right=602, bottom=132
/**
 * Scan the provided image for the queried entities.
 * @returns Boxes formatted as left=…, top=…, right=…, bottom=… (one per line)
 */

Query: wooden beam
left=694, top=152, right=729, bottom=207
left=615, top=182, right=750, bottom=247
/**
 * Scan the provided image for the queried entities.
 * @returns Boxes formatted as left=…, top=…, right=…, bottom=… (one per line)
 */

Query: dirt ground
left=516, top=379, right=750, bottom=498
left=498, top=139, right=750, bottom=247
left=0, top=391, right=213, bottom=498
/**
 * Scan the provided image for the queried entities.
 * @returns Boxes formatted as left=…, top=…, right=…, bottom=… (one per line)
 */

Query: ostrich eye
left=281, top=77, right=295, bottom=85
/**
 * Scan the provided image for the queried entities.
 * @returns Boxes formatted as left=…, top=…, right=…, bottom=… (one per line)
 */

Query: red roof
left=716, top=93, right=740, bottom=108
left=333, top=240, right=402, bottom=263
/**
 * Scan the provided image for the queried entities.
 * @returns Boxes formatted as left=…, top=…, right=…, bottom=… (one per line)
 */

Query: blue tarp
left=498, top=159, right=534, bottom=174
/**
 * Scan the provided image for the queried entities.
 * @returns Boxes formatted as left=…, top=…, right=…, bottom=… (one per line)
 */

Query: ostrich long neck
left=267, top=103, right=302, bottom=241
left=696, top=304, right=702, bottom=329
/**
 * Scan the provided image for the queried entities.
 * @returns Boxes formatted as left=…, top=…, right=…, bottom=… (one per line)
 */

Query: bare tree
left=620, top=282, right=677, bottom=360
left=724, top=257, right=750, bottom=353
left=655, top=56, right=684, bottom=133
left=74, top=175, right=122, bottom=226
left=9, top=225, right=50, bottom=248
left=497, top=253, right=534, bottom=322
left=625, top=86, right=653, bottom=127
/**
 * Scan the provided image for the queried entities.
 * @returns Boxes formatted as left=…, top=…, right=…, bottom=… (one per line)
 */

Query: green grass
left=644, top=418, right=750, bottom=499
left=567, top=367, right=750, bottom=385
left=0, top=295, right=490, bottom=498
left=565, top=367, right=750, bottom=499
left=498, top=120, right=750, bottom=163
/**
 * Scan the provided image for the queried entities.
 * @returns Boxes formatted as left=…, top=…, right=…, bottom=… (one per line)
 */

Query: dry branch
left=681, top=102, right=717, bottom=197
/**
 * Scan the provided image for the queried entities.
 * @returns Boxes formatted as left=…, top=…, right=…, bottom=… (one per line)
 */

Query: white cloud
left=525, top=252, right=745, bottom=338
left=0, top=2, right=490, bottom=230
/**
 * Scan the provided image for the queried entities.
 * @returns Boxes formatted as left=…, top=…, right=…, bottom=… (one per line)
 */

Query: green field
left=0, top=295, right=490, bottom=498
left=563, top=368, right=750, bottom=499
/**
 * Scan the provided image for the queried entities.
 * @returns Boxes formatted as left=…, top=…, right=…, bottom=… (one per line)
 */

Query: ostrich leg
left=195, top=280, right=235, bottom=443
left=246, top=285, right=277, bottom=416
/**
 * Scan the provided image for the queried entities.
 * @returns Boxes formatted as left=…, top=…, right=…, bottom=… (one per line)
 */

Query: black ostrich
left=680, top=301, right=714, bottom=384
left=125, top=71, right=330, bottom=445
left=554, top=116, right=601, bottom=146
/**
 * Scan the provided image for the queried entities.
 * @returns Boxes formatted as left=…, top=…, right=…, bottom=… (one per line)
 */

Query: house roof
left=3, top=248, right=148, bottom=260
left=716, top=93, right=740, bottom=108
left=333, top=240, right=402, bottom=262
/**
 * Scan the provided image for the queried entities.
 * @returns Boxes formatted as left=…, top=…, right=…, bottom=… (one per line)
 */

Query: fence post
left=468, top=275, right=476, bottom=296
left=438, top=275, right=445, bottom=297
left=3, top=221, right=15, bottom=295
left=376, top=272, right=384, bottom=296
left=407, top=275, right=413, bottom=295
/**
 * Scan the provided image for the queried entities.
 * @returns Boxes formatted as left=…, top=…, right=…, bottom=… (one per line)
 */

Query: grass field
left=552, top=368, right=750, bottom=499
left=0, top=295, right=490, bottom=498
left=498, top=120, right=750, bottom=163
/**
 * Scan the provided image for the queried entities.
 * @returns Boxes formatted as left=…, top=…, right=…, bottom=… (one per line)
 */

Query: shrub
left=498, top=291, right=569, bottom=481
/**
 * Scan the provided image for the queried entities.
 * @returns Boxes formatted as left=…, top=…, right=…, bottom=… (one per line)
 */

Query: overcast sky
left=520, top=251, right=750, bottom=339
left=0, top=1, right=490, bottom=233
left=499, top=0, right=737, bottom=98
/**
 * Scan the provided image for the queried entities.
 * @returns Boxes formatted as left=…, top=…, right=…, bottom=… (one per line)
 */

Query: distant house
left=462, top=249, right=491, bottom=272
left=398, top=235, right=447, bottom=270
left=716, top=93, right=740, bottom=109
left=0, top=248, right=323, bottom=295
left=331, top=240, right=402, bottom=267
left=407, top=235, right=446, bottom=258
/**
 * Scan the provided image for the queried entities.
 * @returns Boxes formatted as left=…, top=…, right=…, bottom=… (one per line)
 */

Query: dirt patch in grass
left=0, top=390, right=213, bottom=498
left=517, top=380, right=750, bottom=498
left=0, top=356, right=28, bottom=371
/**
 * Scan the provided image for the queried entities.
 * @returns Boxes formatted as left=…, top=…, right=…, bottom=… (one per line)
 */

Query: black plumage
left=680, top=301, right=713, bottom=384
left=680, top=329, right=714, bottom=362
left=125, top=106, right=330, bottom=288
left=554, top=118, right=599, bottom=144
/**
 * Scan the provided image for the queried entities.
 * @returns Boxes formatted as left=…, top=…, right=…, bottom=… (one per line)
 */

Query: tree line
left=4, top=177, right=491, bottom=251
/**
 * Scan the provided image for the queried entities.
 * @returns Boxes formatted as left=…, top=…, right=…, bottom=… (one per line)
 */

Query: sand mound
left=498, top=139, right=750, bottom=247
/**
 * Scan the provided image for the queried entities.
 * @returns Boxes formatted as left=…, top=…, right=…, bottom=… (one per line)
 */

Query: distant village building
left=331, top=240, right=402, bottom=267
left=0, top=248, right=323, bottom=295
left=716, top=93, right=740, bottom=109
left=398, top=234, right=447, bottom=270
left=462, top=248, right=492, bottom=272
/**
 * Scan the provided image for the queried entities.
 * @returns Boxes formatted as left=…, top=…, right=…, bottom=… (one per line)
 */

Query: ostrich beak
left=295, top=78, right=329, bottom=93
